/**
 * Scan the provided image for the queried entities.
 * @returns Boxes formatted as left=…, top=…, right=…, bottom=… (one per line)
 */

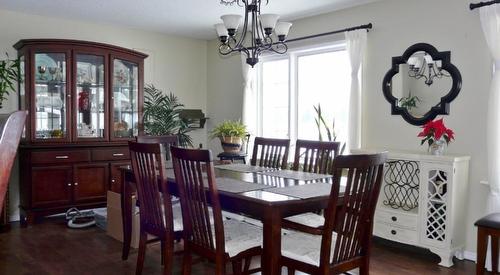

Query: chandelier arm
left=234, top=2, right=250, bottom=49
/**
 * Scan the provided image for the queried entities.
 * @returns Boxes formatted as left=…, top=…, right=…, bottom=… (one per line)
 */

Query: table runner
left=215, top=163, right=274, bottom=173
left=266, top=183, right=334, bottom=199
left=257, top=169, right=332, bottom=181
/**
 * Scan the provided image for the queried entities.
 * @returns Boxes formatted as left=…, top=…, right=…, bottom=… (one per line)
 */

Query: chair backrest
left=0, top=111, right=27, bottom=213
left=136, top=135, right=179, bottom=160
left=292, top=139, right=341, bottom=174
left=319, top=153, right=387, bottom=271
left=250, top=137, right=290, bottom=169
left=170, top=146, right=226, bottom=259
left=128, top=141, right=174, bottom=236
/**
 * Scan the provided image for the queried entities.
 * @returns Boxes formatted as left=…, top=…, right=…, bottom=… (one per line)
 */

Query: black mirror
left=382, top=43, right=462, bottom=126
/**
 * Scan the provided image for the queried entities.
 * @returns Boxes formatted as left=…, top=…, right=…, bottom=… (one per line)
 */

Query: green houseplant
left=210, top=120, right=247, bottom=153
left=142, top=84, right=194, bottom=147
left=0, top=54, right=20, bottom=109
left=313, top=103, right=345, bottom=154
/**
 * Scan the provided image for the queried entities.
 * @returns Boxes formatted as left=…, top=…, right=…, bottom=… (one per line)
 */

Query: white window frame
left=257, top=41, right=348, bottom=149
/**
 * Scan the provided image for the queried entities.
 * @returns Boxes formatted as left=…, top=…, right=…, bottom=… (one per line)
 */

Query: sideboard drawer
left=92, top=148, right=130, bottom=161
left=31, top=150, right=91, bottom=164
left=375, top=209, right=418, bottom=230
left=374, top=222, right=418, bottom=245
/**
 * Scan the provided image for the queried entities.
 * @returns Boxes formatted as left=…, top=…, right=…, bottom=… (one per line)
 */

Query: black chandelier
left=215, top=0, right=292, bottom=67
left=407, top=54, right=450, bottom=86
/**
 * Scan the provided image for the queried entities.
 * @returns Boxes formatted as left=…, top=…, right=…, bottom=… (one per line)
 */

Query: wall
left=206, top=0, right=491, bottom=255
left=0, top=9, right=208, bottom=220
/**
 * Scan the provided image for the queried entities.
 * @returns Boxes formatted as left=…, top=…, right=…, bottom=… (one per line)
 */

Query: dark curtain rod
left=286, top=23, right=372, bottom=43
left=470, top=0, right=500, bottom=10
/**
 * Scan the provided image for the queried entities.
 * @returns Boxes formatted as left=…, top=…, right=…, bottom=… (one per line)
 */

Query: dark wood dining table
left=120, top=164, right=344, bottom=275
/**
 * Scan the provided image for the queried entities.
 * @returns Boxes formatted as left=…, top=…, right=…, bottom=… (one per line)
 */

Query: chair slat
left=292, top=139, right=341, bottom=175
left=250, top=137, right=290, bottom=169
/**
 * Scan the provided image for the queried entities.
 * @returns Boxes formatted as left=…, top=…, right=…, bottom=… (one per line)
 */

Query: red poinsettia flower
left=417, top=118, right=455, bottom=146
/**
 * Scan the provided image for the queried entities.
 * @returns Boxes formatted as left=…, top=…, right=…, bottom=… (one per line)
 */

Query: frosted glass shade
left=260, top=14, right=280, bottom=30
left=424, top=54, right=434, bottom=65
left=221, top=14, right=242, bottom=31
left=275, top=22, right=292, bottom=36
left=214, top=23, right=228, bottom=37
left=407, top=57, right=418, bottom=66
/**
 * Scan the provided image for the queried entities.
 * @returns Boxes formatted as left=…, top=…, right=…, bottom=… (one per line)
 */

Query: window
left=257, top=43, right=352, bottom=147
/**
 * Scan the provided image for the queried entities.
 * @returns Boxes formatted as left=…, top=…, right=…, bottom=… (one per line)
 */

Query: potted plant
left=142, top=84, right=194, bottom=147
left=418, top=118, right=455, bottom=155
left=0, top=54, right=20, bottom=109
left=210, top=120, right=247, bottom=153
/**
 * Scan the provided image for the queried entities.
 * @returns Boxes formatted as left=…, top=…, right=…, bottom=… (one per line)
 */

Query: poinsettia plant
left=418, top=118, right=455, bottom=146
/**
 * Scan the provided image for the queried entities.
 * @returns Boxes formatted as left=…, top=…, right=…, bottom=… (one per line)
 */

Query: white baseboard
left=463, top=250, right=476, bottom=262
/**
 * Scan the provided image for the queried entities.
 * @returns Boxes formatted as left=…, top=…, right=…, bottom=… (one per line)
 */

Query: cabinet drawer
left=375, top=209, right=418, bottom=230
left=92, top=148, right=130, bottom=161
left=31, top=150, right=90, bottom=164
left=374, top=222, right=418, bottom=245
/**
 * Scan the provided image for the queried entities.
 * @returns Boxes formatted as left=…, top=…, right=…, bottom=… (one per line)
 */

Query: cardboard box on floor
left=107, top=191, right=140, bottom=248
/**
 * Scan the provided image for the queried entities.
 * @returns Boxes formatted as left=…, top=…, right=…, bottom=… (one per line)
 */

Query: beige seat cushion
left=281, top=230, right=337, bottom=266
left=221, top=219, right=262, bottom=257
left=284, top=212, right=325, bottom=228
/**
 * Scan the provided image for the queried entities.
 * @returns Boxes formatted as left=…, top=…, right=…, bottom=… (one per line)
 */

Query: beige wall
left=0, top=9, right=208, bottom=220
left=206, top=0, right=490, bottom=255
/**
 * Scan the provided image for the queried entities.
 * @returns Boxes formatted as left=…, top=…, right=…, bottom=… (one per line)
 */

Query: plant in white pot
left=210, top=120, right=247, bottom=153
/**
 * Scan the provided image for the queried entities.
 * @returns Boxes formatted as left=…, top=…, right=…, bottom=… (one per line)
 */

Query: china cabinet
left=367, top=150, right=470, bottom=267
left=15, top=39, right=146, bottom=226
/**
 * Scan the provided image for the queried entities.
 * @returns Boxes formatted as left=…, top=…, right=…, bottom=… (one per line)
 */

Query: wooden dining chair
left=292, top=139, right=341, bottom=175
left=128, top=141, right=184, bottom=275
left=136, top=135, right=179, bottom=161
left=170, top=146, right=262, bottom=275
left=0, top=111, right=27, bottom=213
left=281, top=153, right=387, bottom=275
left=250, top=137, right=290, bottom=169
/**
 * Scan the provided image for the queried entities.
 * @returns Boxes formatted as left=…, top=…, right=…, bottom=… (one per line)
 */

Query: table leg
left=121, top=170, right=133, bottom=261
left=262, top=207, right=281, bottom=275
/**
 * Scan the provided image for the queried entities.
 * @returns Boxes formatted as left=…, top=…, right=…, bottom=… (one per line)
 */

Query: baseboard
left=9, top=215, right=19, bottom=222
left=463, top=250, right=476, bottom=262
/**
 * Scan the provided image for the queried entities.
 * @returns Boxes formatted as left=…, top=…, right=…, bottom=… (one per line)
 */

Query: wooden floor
left=0, top=218, right=481, bottom=275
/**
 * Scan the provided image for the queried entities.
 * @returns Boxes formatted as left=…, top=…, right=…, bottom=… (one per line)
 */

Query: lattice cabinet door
left=419, top=162, right=454, bottom=263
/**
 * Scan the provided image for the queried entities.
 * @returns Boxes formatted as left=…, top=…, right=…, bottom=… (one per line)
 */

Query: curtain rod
left=470, top=0, right=500, bottom=10
left=286, top=23, right=372, bottom=43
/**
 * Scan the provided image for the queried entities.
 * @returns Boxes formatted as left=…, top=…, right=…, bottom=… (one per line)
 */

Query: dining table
left=120, top=163, right=345, bottom=275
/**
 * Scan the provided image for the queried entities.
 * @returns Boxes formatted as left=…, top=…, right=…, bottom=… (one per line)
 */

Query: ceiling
left=0, top=0, right=379, bottom=40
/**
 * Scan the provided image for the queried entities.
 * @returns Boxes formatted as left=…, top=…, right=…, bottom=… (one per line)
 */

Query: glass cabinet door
left=75, top=54, right=105, bottom=139
left=112, top=58, right=139, bottom=139
left=34, top=53, right=68, bottom=140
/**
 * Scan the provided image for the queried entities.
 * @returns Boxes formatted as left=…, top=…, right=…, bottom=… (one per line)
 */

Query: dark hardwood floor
left=0, top=218, right=480, bottom=275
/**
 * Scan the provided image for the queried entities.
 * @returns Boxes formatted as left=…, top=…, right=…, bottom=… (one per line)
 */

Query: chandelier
left=407, top=54, right=450, bottom=86
left=215, top=0, right=292, bottom=67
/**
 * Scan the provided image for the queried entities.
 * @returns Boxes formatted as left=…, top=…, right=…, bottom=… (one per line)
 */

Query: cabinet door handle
left=391, top=230, right=397, bottom=235
left=111, top=179, right=115, bottom=183
left=74, top=182, right=78, bottom=186
left=112, top=153, right=124, bottom=157
left=391, top=216, right=397, bottom=222
left=67, top=183, right=72, bottom=186
left=55, top=155, right=69, bottom=159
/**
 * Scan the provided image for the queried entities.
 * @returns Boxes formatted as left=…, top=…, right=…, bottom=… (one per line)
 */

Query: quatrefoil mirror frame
left=382, top=43, right=462, bottom=126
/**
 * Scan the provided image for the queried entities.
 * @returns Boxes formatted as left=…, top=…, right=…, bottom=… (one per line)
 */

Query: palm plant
left=313, top=103, right=346, bottom=155
left=0, top=54, right=20, bottom=109
left=142, top=84, right=194, bottom=147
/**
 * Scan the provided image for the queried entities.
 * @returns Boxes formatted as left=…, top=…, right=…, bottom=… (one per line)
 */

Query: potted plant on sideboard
left=210, top=120, right=247, bottom=153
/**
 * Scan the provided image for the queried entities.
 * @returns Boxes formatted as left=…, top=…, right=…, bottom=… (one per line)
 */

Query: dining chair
left=250, top=137, right=290, bottom=169
left=292, top=139, right=341, bottom=175
left=136, top=135, right=179, bottom=161
left=281, top=153, right=387, bottom=275
left=128, top=141, right=184, bottom=275
left=0, top=111, right=27, bottom=213
left=170, top=146, right=262, bottom=275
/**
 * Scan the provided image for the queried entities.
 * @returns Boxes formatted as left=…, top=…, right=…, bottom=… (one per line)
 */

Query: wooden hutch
left=15, top=39, right=147, bottom=226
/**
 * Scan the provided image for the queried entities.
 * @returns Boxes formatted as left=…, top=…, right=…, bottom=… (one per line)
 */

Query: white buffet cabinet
left=359, top=150, right=470, bottom=267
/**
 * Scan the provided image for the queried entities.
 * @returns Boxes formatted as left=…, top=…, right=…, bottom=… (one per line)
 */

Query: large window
left=258, top=44, right=352, bottom=147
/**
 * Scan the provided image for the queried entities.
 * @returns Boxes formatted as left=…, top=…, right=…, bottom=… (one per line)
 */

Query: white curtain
left=345, top=29, right=367, bottom=151
left=480, top=5, right=500, bottom=272
left=241, top=53, right=257, bottom=143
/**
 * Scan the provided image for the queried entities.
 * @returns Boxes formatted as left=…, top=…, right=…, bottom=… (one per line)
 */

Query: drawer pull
left=67, top=183, right=72, bottom=187
left=112, top=153, right=125, bottom=157
left=391, top=230, right=397, bottom=235
left=55, top=156, right=69, bottom=159
left=111, top=179, right=115, bottom=183
left=391, top=216, right=397, bottom=222
left=74, top=182, right=78, bottom=186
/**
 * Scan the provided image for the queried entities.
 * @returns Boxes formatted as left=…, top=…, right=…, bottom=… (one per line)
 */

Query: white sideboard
left=357, top=150, right=470, bottom=267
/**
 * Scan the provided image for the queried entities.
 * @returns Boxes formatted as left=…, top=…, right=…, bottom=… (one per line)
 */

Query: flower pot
left=220, top=136, right=242, bottom=153
left=429, top=138, right=446, bottom=155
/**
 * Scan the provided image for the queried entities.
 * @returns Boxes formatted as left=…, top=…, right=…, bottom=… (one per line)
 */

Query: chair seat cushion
left=217, top=152, right=247, bottom=158
left=281, top=230, right=337, bottom=267
left=475, top=213, right=500, bottom=229
left=284, top=212, right=325, bottom=228
left=222, top=219, right=262, bottom=257
left=171, top=202, right=183, bottom=231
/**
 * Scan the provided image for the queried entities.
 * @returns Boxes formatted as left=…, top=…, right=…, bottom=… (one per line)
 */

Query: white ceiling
left=0, top=0, right=379, bottom=40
